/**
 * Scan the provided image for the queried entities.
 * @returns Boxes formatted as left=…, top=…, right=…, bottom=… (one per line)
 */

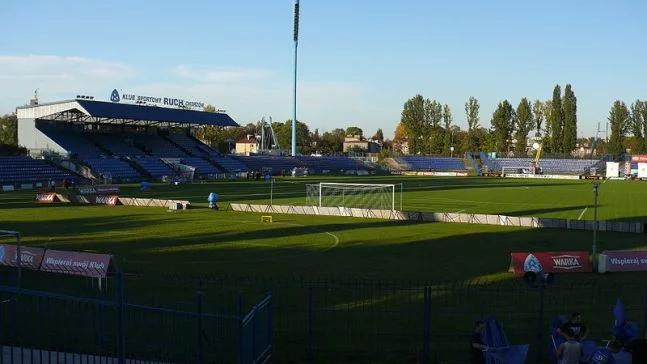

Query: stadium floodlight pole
left=291, top=0, right=300, bottom=157
left=592, top=182, right=600, bottom=260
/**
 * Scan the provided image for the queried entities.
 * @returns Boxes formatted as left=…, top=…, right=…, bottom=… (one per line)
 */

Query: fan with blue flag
left=612, top=297, right=639, bottom=344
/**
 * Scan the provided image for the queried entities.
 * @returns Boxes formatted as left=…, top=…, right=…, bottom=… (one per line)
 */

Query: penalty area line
left=577, top=207, right=588, bottom=221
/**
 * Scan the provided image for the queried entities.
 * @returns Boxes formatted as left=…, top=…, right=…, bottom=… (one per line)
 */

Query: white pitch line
left=454, top=209, right=465, bottom=213
left=578, top=207, right=588, bottom=220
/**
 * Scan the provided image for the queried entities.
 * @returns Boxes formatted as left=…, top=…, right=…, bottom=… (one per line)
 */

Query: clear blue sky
left=2, top=0, right=646, bottom=137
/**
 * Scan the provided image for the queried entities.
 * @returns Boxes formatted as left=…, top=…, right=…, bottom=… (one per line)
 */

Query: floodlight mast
left=291, top=0, right=300, bottom=157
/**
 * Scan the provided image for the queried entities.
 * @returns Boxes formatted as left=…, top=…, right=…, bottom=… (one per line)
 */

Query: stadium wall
left=229, top=203, right=644, bottom=234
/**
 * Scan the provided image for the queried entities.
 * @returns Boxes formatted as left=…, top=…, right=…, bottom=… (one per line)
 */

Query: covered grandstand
left=6, top=97, right=371, bottom=186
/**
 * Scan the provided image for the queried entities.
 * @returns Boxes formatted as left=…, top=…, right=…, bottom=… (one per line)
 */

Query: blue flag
left=613, top=297, right=625, bottom=325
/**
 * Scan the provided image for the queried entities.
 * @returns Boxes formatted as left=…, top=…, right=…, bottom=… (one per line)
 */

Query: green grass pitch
left=2, top=176, right=647, bottom=362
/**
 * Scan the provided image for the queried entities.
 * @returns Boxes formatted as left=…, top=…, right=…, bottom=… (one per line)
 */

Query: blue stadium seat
left=181, top=157, right=223, bottom=175
left=484, top=157, right=599, bottom=174
left=83, top=157, right=141, bottom=180
left=398, top=156, right=466, bottom=171
left=0, top=156, right=76, bottom=185
left=132, top=157, right=174, bottom=178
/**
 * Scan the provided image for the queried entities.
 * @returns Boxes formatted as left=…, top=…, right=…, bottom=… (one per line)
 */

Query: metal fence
left=0, top=269, right=272, bottom=364
left=156, top=274, right=647, bottom=364
left=2, top=267, right=647, bottom=363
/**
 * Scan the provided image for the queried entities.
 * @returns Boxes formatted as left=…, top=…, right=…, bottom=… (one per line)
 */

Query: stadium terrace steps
left=211, top=156, right=248, bottom=173
left=298, top=156, right=367, bottom=172
left=131, top=157, right=174, bottom=178
left=484, top=157, right=600, bottom=174
left=165, top=133, right=212, bottom=157
left=88, top=133, right=146, bottom=157
left=37, top=125, right=105, bottom=158
left=82, top=157, right=141, bottom=180
left=0, top=156, right=77, bottom=185
left=181, top=157, right=223, bottom=175
left=396, top=156, right=467, bottom=171
left=132, top=134, right=187, bottom=158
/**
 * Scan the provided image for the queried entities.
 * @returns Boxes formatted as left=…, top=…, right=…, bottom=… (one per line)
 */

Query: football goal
left=306, top=183, right=398, bottom=210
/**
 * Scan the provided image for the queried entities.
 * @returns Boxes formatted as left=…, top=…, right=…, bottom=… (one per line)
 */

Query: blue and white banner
left=109, top=89, right=205, bottom=110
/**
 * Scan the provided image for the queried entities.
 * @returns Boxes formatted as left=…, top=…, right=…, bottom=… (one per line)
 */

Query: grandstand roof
left=17, top=99, right=239, bottom=127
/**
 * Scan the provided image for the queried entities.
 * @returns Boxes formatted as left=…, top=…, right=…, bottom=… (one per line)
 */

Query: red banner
left=600, top=250, right=647, bottom=272
left=509, top=251, right=591, bottom=274
left=35, top=192, right=58, bottom=203
left=631, top=155, right=647, bottom=163
left=0, top=244, right=45, bottom=269
left=40, top=250, right=113, bottom=278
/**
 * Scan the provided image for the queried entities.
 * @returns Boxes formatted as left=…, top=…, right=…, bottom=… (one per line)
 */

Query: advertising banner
left=34, top=192, right=58, bottom=203
left=606, top=162, right=620, bottom=178
left=78, top=185, right=120, bottom=195
left=94, top=195, right=119, bottom=205
left=638, top=163, right=647, bottom=179
left=509, top=251, right=592, bottom=274
left=631, top=155, right=647, bottom=163
left=599, top=250, right=647, bottom=273
left=95, top=185, right=120, bottom=194
left=41, top=250, right=112, bottom=278
left=0, top=244, right=45, bottom=269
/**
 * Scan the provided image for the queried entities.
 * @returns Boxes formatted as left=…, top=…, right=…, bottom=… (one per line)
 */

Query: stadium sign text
left=109, top=89, right=205, bottom=110
left=599, top=250, right=647, bottom=272
left=508, top=251, right=591, bottom=274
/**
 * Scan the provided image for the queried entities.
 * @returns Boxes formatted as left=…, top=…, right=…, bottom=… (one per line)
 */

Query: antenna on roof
left=29, top=89, right=39, bottom=106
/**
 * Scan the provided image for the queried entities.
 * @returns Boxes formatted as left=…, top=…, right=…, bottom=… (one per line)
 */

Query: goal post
left=306, top=182, right=396, bottom=210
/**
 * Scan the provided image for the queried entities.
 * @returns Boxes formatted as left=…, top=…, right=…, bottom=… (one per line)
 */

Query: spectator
left=626, top=332, right=647, bottom=363
left=556, top=329, right=583, bottom=364
left=589, top=345, right=614, bottom=364
left=558, top=312, right=589, bottom=341
left=609, top=340, right=631, bottom=364
left=470, top=320, right=488, bottom=364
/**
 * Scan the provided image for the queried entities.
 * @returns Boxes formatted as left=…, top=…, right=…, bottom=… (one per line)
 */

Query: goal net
left=306, top=183, right=396, bottom=210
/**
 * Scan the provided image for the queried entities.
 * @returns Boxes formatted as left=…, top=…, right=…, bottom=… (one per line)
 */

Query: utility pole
left=592, top=182, right=600, bottom=260
left=291, top=0, right=300, bottom=157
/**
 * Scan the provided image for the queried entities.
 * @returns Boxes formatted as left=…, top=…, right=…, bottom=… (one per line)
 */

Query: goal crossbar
left=306, top=182, right=396, bottom=211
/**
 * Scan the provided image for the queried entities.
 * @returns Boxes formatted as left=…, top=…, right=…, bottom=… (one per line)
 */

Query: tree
left=0, top=114, right=18, bottom=146
left=464, top=96, right=480, bottom=152
left=629, top=100, right=645, bottom=153
left=423, top=99, right=444, bottom=154
left=372, top=128, right=384, bottom=142
left=274, top=120, right=312, bottom=154
left=393, top=122, right=408, bottom=154
left=400, top=95, right=425, bottom=154
left=541, top=100, right=553, bottom=152
left=608, top=101, right=630, bottom=156
left=490, top=100, right=515, bottom=154
left=345, top=126, right=363, bottom=138
left=514, top=98, right=533, bottom=156
left=442, top=104, right=453, bottom=155
left=319, top=128, right=346, bottom=154
left=549, top=85, right=564, bottom=153
left=532, top=100, right=544, bottom=137
left=562, top=84, right=577, bottom=154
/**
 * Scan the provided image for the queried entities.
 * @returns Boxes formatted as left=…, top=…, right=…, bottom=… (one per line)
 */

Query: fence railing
left=3, top=266, right=647, bottom=363
left=150, top=274, right=647, bottom=364
left=0, top=269, right=272, bottom=364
